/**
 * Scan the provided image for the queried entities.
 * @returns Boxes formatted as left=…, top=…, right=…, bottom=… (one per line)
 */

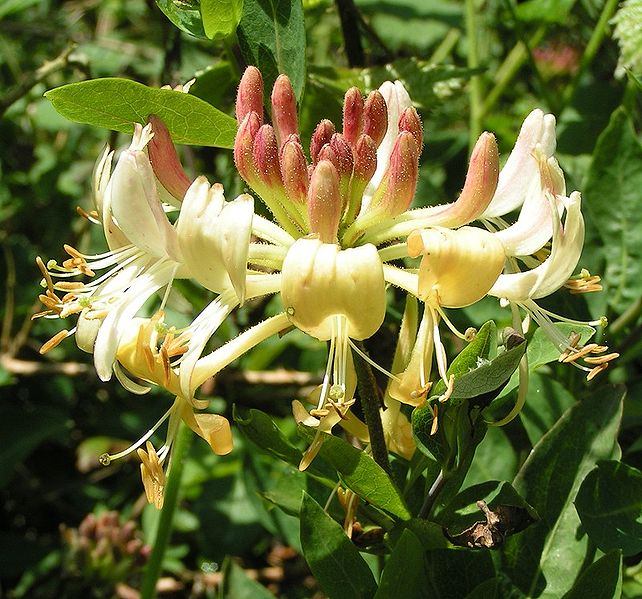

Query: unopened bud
left=329, top=133, right=354, bottom=206
left=307, top=160, right=342, bottom=243
left=370, top=131, right=418, bottom=217
left=253, top=124, right=282, bottom=186
left=310, top=119, right=335, bottom=164
left=363, top=90, right=388, bottom=147
left=398, top=106, right=423, bottom=154
left=345, top=134, right=377, bottom=222
left=343, top=87, right=363, bottom=146
left=236, top=66, right=264, bottom=125
left=452, top=132, right=499, bottom=223
left=271, top=74, right=298, bottom=147
left=147, top=115, right=191, bottom=201
left=234, top=112, right=261, bottom=184
left=280, top=135, right=309, bottom=204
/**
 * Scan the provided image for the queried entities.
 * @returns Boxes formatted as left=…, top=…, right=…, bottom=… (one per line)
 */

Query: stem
left=418, top=470, right=447, bottom=518
left=140, top=423, right=192, bottom=599
left=561, top=0, right=620, bottom=108
left=610, top=296, right=642, bottom=335
left=465, top=0, right=482, bottom=151
left=351, top=341, right=392, bottom=476
left=335, top=0, right=366, bottom=67
left=0, top=44, right=82, bottom=117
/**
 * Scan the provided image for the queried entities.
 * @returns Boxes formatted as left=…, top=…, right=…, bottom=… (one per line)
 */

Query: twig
left=351, top=341, right=391, bottom=476
left=335, top=0, right=366, bottom=68
left=0, top=44, right=81, bottom=117
left=0, top=355, right=90, bottom=376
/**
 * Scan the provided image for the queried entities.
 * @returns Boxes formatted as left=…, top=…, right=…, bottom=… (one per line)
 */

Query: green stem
left=351, top=341, right=392, bottom=476
left=561, top=0, right=620, bottom=108
left=481, top=26, right=546, bottom=119
left=465, top=0, right=483, bottom=151
left=418, top=470, right=447, bottom=519
left=140, top=423, right=192, bottom=599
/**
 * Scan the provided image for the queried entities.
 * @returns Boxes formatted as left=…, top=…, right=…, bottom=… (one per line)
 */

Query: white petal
left=489, top=192, right=584, bottom=301
left=483, top=110, right=557, bottom=218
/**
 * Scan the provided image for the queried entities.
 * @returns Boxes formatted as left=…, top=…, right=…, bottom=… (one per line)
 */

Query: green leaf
left=374, top=529, right=425, bottom=599
left=562, top=551, right=622, bottom=599
left=584, top=108, right=642, bottom=314
left=155, top=0, right=207, bottom=38
left=514, top=0, right=577, bottom=23
left=0, top=405, right=69, bottom=488
left=200, top=0, right=243, bottom=40
left=45, top=78, right=237, bottom=147
left=501, top=386, right=624, bottom=597
left=223, top=560, right=275, bottom=599
left=500, top=323, right=595, bottom=397
left=234, top=407, right=303, bottom=466
left=301, top=428, right=411, bottom=520
left=575, top=461, right=642, bottom=556
left=300, top=493, right=377, bottom=599
left=237, top=0, right=306, bottom=101
left=424, top=548, right=496, bottom=598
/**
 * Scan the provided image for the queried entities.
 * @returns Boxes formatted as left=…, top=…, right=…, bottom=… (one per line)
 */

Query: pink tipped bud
left=398, top=106, right=423, bottom=155
left=236, top=66, right=264, bottom=125
left=345, top=134, right=378, bottom=223
left=329, top=133, right=354, bottom=179
left=234, top=112, right=261, bottom=184
left=253, top=124, right=282, bottom=186
left=353, top=134, right=377, bottom=183
left=280, top=135, right=309, bottom=204
left=452, top=132, right=499, bottom=223
left=307, top=160, right=342, bottom=243
left=371, top=131, right=418, bottom=217
left=271, top=74, right=298, bottom=148
left=343, top=87, right=363, bottom=146
left=317, top=143, right=339, bottom=170
left=363, top=90, right=388, bottom=147
left=147, top=115, right=192, bottom=201
left=310, top=119, right=335, bottom=164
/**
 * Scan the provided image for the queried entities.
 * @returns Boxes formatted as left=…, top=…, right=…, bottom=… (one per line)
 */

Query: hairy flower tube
left=36, top=67, right=614, bottom=503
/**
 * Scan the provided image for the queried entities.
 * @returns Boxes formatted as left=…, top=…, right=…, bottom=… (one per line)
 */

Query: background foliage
left=1, top=0, right=641, bottom=597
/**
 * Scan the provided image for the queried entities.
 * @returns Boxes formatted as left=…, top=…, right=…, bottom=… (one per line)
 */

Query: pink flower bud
left=307, top=160, right=342, bottom=243
left=363, top=90, right=388, bottom=147
left=253, top=124, right=282, bottom=186
left=345, top=134, right=378, bottom=222
left=370, top=131, right=418, bottom=217
left=343, top=87, right=363, bottom=146
left=330, top=133, right=354, bottom=179
left=310, top=119, right=335, bottom=164
left=280, top=135, right=309, bottom=204
left=147, top=115, right=192, bottom=202
left=452, top=132, right=499, bottom=223
left=236, top=66, right=264, bottom=125
left=398, top=106, right=423, bottom=155
left=271, top=74, right=298, bottom=148
left=234, top=112, right=261, bottom=184
left=317, top=143, right=338, bottom=170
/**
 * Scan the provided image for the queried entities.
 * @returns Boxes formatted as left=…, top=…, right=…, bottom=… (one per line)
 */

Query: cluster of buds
left=35, top=65, right=617, bottom=504
left=61, top=511, right=149, bottom=587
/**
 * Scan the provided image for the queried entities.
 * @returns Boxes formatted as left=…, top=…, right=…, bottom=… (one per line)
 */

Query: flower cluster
left=35, top=67, right=616, bottom=507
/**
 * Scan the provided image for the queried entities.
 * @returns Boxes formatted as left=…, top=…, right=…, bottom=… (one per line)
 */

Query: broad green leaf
left=562, top=551, right=622, bottom=599
left=45, top=78, right=237, bottom=147
left=514, top=0, right=576, bottom=23
left=300, top=493, right=377, bottom=599
left=237, top=0, right=306, bottom=101
left=612, top=0, right=642, bottom=78
left=575, top=461, right=642, bottom=556
left=519, top=372, right=575, bottom=445
left=301, top=428, right=411, bottom=520
left=388, top=518, right=448, bottom=551
left=374, top=529, right=425, bottom=599
left=223, top=560, right=275, bottom=599
left=584, top=108, right=642, bottom=314
left=501, top=386, right=624, bottom=598
left=500, top=323, right=595, bottom=397
left=155, top=0, right=207, bottom=38
left=234, top=407, right=302, bottom=466
left=0, top=405, right=69, bottom=488
left=201, top=0, right=243, bottom=40
left=424, top=548, right=496, bottom=598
